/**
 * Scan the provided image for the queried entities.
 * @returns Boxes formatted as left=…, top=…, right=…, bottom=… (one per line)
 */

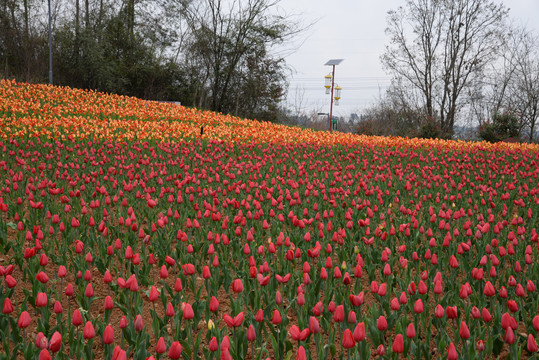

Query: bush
left=417, top=120, right=441, bottom=139
left=478, top=112, right=520, bottom=143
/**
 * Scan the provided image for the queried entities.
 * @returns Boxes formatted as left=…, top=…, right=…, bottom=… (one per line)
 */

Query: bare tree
left=471, top=25, right=539, bottom=142
left=382, top=0, right=508, bottom=137
left=507, top=28, right=539, bottom=142
left=178, top=0, right=303, bottom=118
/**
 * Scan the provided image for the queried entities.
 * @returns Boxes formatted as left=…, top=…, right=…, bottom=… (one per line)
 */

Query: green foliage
left=0, top=0, right=293, bottom=120
left=417, top=120, right=441, bottom=139
left=478, top=112, right=520, bottom=143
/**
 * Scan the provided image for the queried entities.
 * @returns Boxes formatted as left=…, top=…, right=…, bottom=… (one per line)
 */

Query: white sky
left=277, top=0, right=539, bottom=118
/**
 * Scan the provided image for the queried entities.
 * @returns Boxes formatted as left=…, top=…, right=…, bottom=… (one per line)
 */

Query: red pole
left=329, top=64, right=335, bottom=131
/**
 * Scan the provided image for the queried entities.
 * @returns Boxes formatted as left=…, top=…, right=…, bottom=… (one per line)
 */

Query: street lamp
left=324, top=75, right=332, bottom=94
left=334, top=85, right=342, bottom=106
left=323, top=59, right=343, bottom=131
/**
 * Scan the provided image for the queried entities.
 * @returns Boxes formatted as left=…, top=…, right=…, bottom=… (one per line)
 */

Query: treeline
left=0, top=0, right=300, bottom=122
left=359, top=0, right=539, bottom=142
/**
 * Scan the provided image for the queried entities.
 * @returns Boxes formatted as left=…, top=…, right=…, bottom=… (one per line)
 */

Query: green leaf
left=493, top=337, right=504, bottom=356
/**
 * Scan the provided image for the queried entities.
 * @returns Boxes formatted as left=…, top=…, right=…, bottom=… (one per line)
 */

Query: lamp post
left=324, top=59, right=343, bottom=131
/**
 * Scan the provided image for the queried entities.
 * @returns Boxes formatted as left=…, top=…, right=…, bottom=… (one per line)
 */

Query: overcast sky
left=277, top=0, right=539, bottom=118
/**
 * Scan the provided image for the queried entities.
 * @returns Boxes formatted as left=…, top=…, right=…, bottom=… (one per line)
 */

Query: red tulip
left=36, top=332, right=48, bottom=349
left=103, top=325, right=114, bottom=345
left=36, top=292, right=48, bottom=308
left=223, top=312, right=244, bottom=328
left=392, top=334, right=404, bottom=353
left=104, top=296, right=113, bottom=310
left=168, top=341, right=183, bottom=359
left=447, top=343, right=458, bottom=360
left=377, top=316, right=387, bottom=331
left=342, top=329, right=355, bottom=349
left=296, top=345, right=307, bottom=360
left=202, top=266, right=211, bottom=279
left=232, top=279, right=243, bottom=293
left=533, top=315, right=539, bottom=331
left=309, top=316, right=320, bottom=334
left=289, top=325, right=309, bottom=341
left=271, top=309, right=282, bottom=325
left=83, top=321, right=95, bottom=339
left=527, top=334, right=538, bottom=353
left=476, top=340, right=485, bottom=352
left=65, top=283, right=74, bottom=296
left=149, top=286, right=159, bottom=302
left=413, top=299, right=424, bottom=314
left=209, top=296, right=219, bottom=312
left=36, top=271, right=49, bottom=284
left=255, top=309, right=264, bottom=322
left=459, top=321, right=470, bottom=340
left=156, top=337, right=167, bottom=354
left=504, top=327, right=515, bottom=344
left=247, top=324, right=256, bottom=341
left=119, top=316, right=128, bottom=329
left=72, top=309, right=83, bottom=327
left=135, top=314, right=144, bottom=331
left=112, top=346, right=127, bottom=360
left=159, top=265, right=169, bottom=279
left=406, top=322, right=416, bottom=338
left=182, top=303, right=194, bottom=320
left=204, top=336, right=216, bottom=352
left=349, top=292, right=364, bottom=307
left=38, top=349, right=51, bottom=360
left=84, top=283, right=94, bottom=298
left=446, top=306, right=457, bottom=319
left=333, top=305, right=344, bottom=323
left=353, top=322, right=365, bottom=342
left=3, top=298, right=14, bottom=314
left=506, top=300, right=518, bottom=313
left=18, top=311, right=31, bottom=329
left=174, top=278, right=183, bottom=292
left=5, top=275, right=16, bottom=288
left=482, top=308, right=492, bottom=322
left=220, top=336, right=230, bottom=351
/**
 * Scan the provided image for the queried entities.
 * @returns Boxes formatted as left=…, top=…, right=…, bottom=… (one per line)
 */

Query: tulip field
left=1, top=79, right=539, bottom=360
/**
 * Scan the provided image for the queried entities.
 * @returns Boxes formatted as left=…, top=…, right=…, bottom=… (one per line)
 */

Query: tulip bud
left=3, top=298, right=14, bottom=314
left=476, top=340, right=485, bottom=352
left=527, top=334, right=538, bottom=353
left=48, top=331, right=62, bottom=353
left=208, top=337, right=218, bottom=352
left=134, top=314, right=143, bottom=332
left=168, top=341, right=183, bottom=359
left=247, top=324, right=256, bottom=341
left=83, top=321, right=95, bottom=339
left=377, top=316, right=387, bottom=331
left=119, top=316, right=128, bottom=329
left=392, top=334, right=404, bottom=353
left=309, top=316, right=320, bottom=334
left=103, top=325, right=114, bottom=345
left=447, top=343, right=458, bottom=360
left=156, top=337, right=167, bottom=354
left=342, top=329, right=355, bottom=349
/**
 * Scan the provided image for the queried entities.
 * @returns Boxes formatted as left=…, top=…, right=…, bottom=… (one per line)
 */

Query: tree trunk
left=127, top=0, right=135, bottom=36
left=75, top=0, right=80, bottom=61
left=85, top=0, right=90, bottom=29
left=23, top=0, right=30, bottom=81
